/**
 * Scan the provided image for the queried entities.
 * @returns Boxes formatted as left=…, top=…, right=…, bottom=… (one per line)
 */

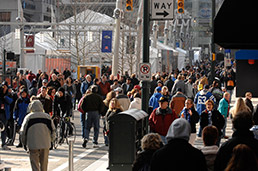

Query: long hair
left=108, top=98, right=123, bottom=112
left=225, top=144, right=258, bottom=171
left=230, top=98, right=251, bottom=118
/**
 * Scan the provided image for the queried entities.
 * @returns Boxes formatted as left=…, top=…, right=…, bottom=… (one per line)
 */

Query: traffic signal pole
left=211, top=0, right=216, bottom=81
left=141, top=0, right=150, bottom=114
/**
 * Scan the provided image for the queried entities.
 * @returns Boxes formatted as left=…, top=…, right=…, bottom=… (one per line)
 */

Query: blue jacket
left=149, top=92, right=162, bottom=110
left=13, top=97, right=30, bottom=126
left=217, top=98, right=229, bottom=118
left=4, top=95, right=13, bottom=120
left=194, top=90, right=216, bottom=115
left=80, top=81, right=93, bottom=95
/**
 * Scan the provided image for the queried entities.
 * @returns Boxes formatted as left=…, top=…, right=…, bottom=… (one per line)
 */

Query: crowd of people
left=0, top=60, right=258, bottom=171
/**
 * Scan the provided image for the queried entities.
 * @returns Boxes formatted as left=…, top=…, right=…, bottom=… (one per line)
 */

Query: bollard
left=68, top=140, right=74, bottom=171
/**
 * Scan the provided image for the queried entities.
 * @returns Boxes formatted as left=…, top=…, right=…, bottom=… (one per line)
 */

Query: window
left=0, top=12, right=11, bottom=22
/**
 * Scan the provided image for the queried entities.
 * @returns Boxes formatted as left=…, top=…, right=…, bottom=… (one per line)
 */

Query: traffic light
left=126, top=0, right=133, bottom=11
left=177, top=0, right=184, bottom=13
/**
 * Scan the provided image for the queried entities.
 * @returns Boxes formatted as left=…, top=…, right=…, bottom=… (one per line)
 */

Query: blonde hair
left=141, top=133, right=162, bottom=150
left=103, top=91, right=116, bottom=106
left=230, top=98, right=251, bottom=118
left=109, top=98, right=123, bottom=112
left=245, top=92, right=252, bottom=98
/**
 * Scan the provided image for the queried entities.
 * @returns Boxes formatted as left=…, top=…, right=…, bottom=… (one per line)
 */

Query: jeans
left=160, top=135, right=167, bottom=145
left=222, top=117, right=227, bottom=137
left=85, top=111, right=100, bottom=144
left=80, top=113, right=86, bottom=139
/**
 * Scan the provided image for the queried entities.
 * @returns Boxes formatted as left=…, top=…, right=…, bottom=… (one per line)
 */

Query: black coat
left=214, top=130, right=258, bottom=171
left=133, top=149, right=157, bottom=171
left=245, top=98, right=254, bottom=114
left=200, top=109, right=225, bottom=136
left=150, top=139, right=207, bottom=171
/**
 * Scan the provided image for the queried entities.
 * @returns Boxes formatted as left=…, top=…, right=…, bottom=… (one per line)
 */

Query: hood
left=200, top=145, right=219, bottom=155
left=28, top=100, right=44, bottom=113
left=153, top=92, right=162, bottom=98
left=166, top=118, right=191, bottom=142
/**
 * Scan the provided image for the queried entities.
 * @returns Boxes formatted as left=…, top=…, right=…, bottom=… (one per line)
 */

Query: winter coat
left=121, top=83, right=133, bottom=95
left=200, top=145, right=218, bottom=171
left=3, top=94, right=13, bottom=120
left=20, top=100, right=55, bottom=150
left=99, top=81, right=111, bottom=97
left=81, top=92, right=105, bottom=113
left=214, top=130, right=258, bottom=171
left=129, top=97, right=142, bottom=110
left=245, top=98, right=254, bottom=114
left=185, top=82, right=194, bottom=99
left=217, top=98, right=229, bottom=118
left=116, top=94, right=130, bottom=111
left=180, top=107, right=199, bottom=133
left=151, top=138, right=207, bottom=171
left=133, top=149, right=157, bottom=171
left=149, top=92, right=162, bottom=110
left=164, top=79, right=174, bottom=93
left=80, top=80, right=93, bottom=95
left=13, top=96, right=30, bottom=126
left=200, top=109, right=225, bottom=136
left=105, top=108, right=122, bottom=132
left=149, top=107, right=178, bottom=136
left=53, top=92, right=72, bottom=117
left=170, top=92, right=187, bottom=116
left=47, top=80, right=61, bottom=90
left=171, top=80, right=185, bottom=95
left=194, top=90, right=216, bottom=115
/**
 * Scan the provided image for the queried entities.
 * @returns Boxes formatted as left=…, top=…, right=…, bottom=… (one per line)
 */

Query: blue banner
left=101, top=30, right=112, bottom=53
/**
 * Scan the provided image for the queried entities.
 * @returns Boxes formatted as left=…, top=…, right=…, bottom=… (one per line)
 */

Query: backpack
left=77, top=96, right=85, bottom=113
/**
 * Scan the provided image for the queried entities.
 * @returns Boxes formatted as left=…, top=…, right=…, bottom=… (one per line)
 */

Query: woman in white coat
left=129, top=93, right=142, bottom=110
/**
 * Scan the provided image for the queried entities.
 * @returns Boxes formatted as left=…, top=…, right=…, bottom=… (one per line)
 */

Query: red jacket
left=149, top=107, right=178, bottom=136
left=99, top=82, right=111, bottom=96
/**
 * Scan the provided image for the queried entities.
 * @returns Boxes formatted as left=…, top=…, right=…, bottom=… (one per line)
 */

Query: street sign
left=151, top=0, right=174, bottom=20
left=139, top=63, right=151, bottom=81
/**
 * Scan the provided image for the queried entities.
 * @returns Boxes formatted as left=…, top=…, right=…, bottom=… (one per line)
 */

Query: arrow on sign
left=156, top=11, right=169, bottom=17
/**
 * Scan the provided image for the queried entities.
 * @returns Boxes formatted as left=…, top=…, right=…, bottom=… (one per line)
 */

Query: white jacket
left=129, top=97, right=142, bottom=110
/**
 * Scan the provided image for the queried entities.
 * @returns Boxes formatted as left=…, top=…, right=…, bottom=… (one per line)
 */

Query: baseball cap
left=159, top=96, right=169, bottom=103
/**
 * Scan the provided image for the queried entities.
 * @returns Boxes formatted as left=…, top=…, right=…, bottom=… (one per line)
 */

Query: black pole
left=211, top=0, right=216, bottom=81
left=3, top=49, right=6, bottom=81
left=141, top=0, right=150, bottom=134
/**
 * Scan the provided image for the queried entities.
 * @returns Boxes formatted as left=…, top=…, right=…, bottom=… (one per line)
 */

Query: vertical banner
left=101, top=30, right=112, bottom=53
left=25, top=35, right=35, bottom=53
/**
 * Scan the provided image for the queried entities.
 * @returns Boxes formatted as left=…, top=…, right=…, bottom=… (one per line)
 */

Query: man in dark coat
left=214, top=111, right=258, bottom=171
left=150, top=118, right=207, bottom=171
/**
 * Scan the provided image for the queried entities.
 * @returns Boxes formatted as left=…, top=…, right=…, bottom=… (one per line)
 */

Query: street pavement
left=1, top=89, right=258, bottom=170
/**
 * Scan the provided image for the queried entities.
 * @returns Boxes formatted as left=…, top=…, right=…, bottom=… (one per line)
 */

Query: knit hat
left=166, top=118, right=191, bottom=142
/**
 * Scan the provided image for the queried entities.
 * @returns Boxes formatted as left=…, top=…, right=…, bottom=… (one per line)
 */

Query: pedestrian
left=102, top=91, right=116, bottom=146
left=37, top=86, right=52, bottom=115
left=47, top=74, right=61, bottom=90
left=0, top=82, right=13, bottom=150
left=245, top=92, right=254, bottom=114
left=161, top=86, right=171, bottom=101
left=150, top=75, right=157, bottom=95
left=29, top=80, right=38, bottom=97
left=63, top=68, right=71, bottom=80
left=121, top=77, right=133, bottom=95
left=164, top=75, right=174, bottom=93
left=80, top=74, right=93, bottom=95
left=194, top=85, right=216, bottom=116
left=149, top=97, right=178, bottom=144
left=150, top=118, right=207, bottom=171
left=170, top=88, right=187, bottom=116
left=20, top=100, right=55, bottom=171
left=200, top=99, right=224, bottom=145
left=53, top=87, right=72, bottom=143
left=200, top=126, right=219, bottom=171
left=81, top=85, right=105, bottom=148
left=13, top=88, right=30, bottom=148
left=110, top=79, right=121, bottom=91
left=37, top=79, right=48, bottom=95
left=149, top=87, right=162, bottom=111
left=180, top=98, right=199, bottom=145
left=210, top=81, right=223, bottom=109
left=129, top=93, right=141, bottom=110
left=99, top=75, right=111, bottom=99
left=132, top=133, right=163, bottom=171
left=185, top=77, right=194, bottom=99
left=105, top=98, right=123, bottom=132
left=171, top=74, right=185, bottom=95
left=214, top=111, right=258, bottom=171
left=64, top=76, right=76, bottom=111
left=74, top=79, right=82, bottom=109
left=223, top=72, right=235, bottom=102
left=114, top=87, right=130, bottom=111
left=230, top=97, right=251, bottom=118
left=217, top=92, right=230, bottom=139
left=225, top=144, right=258, bottom=171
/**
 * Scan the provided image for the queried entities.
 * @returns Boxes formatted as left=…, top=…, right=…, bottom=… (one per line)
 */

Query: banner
left=101, top=30, right=112, bottom=53
left=25, top=34, right=34, bottom=53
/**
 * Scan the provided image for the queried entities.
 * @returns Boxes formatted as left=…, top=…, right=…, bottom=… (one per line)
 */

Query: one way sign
left=151, top=0, right=174, bottom=20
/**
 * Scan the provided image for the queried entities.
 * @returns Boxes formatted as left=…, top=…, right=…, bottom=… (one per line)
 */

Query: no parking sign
left=139, top=63, right=151, bottom=81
